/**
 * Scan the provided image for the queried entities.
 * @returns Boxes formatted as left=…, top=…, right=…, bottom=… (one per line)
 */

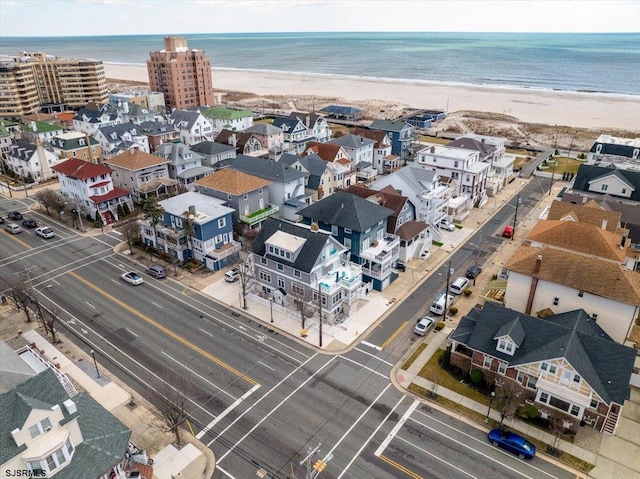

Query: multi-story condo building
left=147, top=37, right=214, bottom=111
left=0, top=51, right=107, bottom=117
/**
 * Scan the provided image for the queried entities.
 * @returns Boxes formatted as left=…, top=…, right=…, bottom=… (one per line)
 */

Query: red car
left=502, top=226, right=514, bottom=238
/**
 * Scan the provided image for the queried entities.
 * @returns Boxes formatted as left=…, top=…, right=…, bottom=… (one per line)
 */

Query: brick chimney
left=525, top=255, right=543, bottom=315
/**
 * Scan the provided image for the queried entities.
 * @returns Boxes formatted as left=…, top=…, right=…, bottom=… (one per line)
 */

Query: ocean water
left=1, top=32, right=638, bottom=96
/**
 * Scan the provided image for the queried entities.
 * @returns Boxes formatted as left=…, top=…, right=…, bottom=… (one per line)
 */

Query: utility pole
left=443, top=259, right=453, bottom=322
left=318, top=283, right=322, bottom=348
left=299, top=443, right=333, bottom=479
left=512, top=193, right=520, bottom=240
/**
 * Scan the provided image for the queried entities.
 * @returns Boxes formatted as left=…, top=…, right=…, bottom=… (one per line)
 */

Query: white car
left=224, top=268, right=240, bottom=283
left=35, top=226, right=55, bottom=239
left=121, top=271, right=144, bottom=285
left=439, top=219, right=455, bottom=232
left=414, top=316, right=435, bottom=336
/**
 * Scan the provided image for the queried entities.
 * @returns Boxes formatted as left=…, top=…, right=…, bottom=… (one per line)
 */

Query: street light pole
left=90, top=350, right=100, bottom=378
left=443, top=259, right=453, bottom=322
left=512, top=193, right=520, bottom=241
left=485, top=391, right=496, bottom=422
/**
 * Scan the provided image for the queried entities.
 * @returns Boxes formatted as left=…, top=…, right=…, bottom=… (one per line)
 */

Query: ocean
left=1, top=32, right=638, bottom=96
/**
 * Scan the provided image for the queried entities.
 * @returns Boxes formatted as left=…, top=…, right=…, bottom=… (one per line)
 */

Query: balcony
left=360, top=234, right=400, bottom=263
left=315, top=263, right=362, bottom=294
left=206, top=240, right=241, bottom=260
left=239, top=204, right=280, bottom=225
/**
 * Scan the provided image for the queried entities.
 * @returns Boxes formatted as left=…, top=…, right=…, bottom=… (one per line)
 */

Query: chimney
left=31, top=121, right=37, bottom=132
left=525, top=255, right=543, bottom=315
left=130, top=149, right=135, bottom=155
left=430, top=146, right=435, bottom=153
left=35, top=137, right=52, bottom=180
left=533, top=255, right=543, bottom=275
left=601, top=219, right=608, bottom=230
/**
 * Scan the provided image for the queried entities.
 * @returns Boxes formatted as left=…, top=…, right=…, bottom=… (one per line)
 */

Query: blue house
left=297, top=191, right=400, bottom=291
left=369, top=120, right=414, bottom=160
left=406, top=110, right=446, bottom=129
left=141, top=191, right=241, bottom=271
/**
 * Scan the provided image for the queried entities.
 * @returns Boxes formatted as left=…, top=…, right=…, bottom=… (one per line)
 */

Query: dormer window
left=29, top=417, right=52, bottom=439
left=496, top=338, right=515, bottom=355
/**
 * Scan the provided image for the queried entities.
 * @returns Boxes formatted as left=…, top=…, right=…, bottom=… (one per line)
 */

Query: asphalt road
left=0, top=182, right=574, bottom=479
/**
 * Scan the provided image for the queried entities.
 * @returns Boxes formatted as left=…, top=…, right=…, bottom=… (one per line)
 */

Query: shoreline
left=115, top=63, right=637, bottom=131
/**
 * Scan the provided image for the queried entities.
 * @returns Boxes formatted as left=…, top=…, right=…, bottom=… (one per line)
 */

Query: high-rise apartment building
left=0, top=52, right=108, bottom=118
left=147, top=37, right=214, bottom=111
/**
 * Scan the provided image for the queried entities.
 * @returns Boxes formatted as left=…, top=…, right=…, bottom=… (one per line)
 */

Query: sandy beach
left=104, top=63, right=640, bottom=131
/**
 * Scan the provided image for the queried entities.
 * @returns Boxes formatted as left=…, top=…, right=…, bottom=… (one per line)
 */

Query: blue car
left=488, top=429, right=536, bottom=459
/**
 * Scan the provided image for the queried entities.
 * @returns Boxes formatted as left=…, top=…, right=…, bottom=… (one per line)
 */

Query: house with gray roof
left=287, top=112, right=332, bottom=143
left=279, top=153, right=335, bottom=201
left=329, top=134, right=376, bottom=167
left=369, top=120, right=413, bottom=159
left=450, top=301, right=636, bottom=434
left=244, top=123, right=284, bottom=151
left=94, top=123, right=151, bottom=159
left=589, top=134, right=640, bottom=165
left=168, top=109, right=214, bottom=146
left=6, top=139, right=60, bottom=182
left=190, top=140, right=237, bottom=169
left=298, top=191, right=399, bottom=291
left=229, top=155, right=311, bottom=221
left=571, top=164, right=640, bottom=202
left=118, top=103, right=156, bottom=125
left=155, top=142, right=214, bottom=188
left=272, top=116, right=310, bottom=155
left=0, top=362, right=131, bottom=479
left=72, top=108, right=121, bottom=136
left=251, top=218, right=364, bottom=320
left=138, top=120, right=179, bottom=152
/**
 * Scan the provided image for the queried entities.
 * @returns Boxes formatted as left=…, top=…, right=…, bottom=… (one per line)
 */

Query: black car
left=8, top=211, right=23, bottom=220
left=466, top=265, right=482, bottom=279
left=22, top=218, right=38, bottom=228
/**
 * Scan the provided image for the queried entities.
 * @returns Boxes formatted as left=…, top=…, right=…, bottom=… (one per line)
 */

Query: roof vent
left=63, top=399, right=77, bottom=415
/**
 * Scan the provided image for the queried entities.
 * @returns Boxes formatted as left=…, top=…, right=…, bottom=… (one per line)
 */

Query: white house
left=329, top=134, right=376, bottom=166
left=20, top=121, right=64, bottom=144
left=155, top=142, right=214, bottom=189
left=94, top=123, right=150, bottom=159
left=52, top=157, right=133, bottom=224
left=6, top=139, right=60, bottom=182
left=202, top=106, right=254, bottom=135
left=168, top=109, right=214, bottom=146
left=72, top=108, right=121, bottom=136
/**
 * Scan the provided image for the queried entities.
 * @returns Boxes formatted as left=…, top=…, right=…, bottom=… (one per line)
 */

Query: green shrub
left=524, top=404, right=539, bottom=419
left=448, top=306, right=458, bottom=315
left=441, top=344, right=452, bottom=366
left=463, top=288, right=472, bottom=296
left=122, top=202, right=131, bottom=216
left=469, top=369, right=483, bottom=384
left=435, top=321, right=445, bottom=331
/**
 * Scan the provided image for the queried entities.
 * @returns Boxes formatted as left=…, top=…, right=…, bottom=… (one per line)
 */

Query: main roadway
left=0, top=178, right=575, bottom=479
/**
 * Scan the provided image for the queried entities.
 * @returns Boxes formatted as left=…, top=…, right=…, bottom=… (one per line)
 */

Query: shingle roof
left=52, top=157, right=113, bottom=179
left=447, top=137, right=495, bottom=157
left=229, top=155, right=308, bottom=183
left=215, top=130, right=260, bottom=149
left=573, top=164, right=640, bottom=202
left=395, top=220, right=428, bottom=240
left=155, top=142, right=203, bottom=166
left=252, top=218, right=333, bottom=273
left=105, top=149, right=169, bottom=170
left=8, top=140, right=37, bottom=162
left=203, top=106, right=253, bottom=120
left=138, top=120, right=178, bottom=136
left=195, top=168, right=271, bottom=195
left=98, top=123, right=143, bottom=140
left=546, top=200, right=621, bottom=233
left=50, top=132, right=99, bottom=150
left=304, top=141, right=344, bottom=162
left=354, top=128, right=389, bottom=148
left=526, top=220, right=626, bottom=262
left=191, top=140, right=236, bottom=156
left=244, top=123, right=283, bottom=135
left=169, top=109, right=205, bottom=130
left=297, top=190, right=393, bottom=232
left=343, top=184, right=409, bottom=233
left=329, top=134, right=376, bottom=149
left=279, top=153, right=329, bottom=191
left=451, top=302, right=635, bottom=405
left=504, top=246, right=640, bottom=305
left=21, top=121, right=61, bottom=134
left=272, top=117, right=305, bottom=132
left=369, top=119, right=412, bottom=132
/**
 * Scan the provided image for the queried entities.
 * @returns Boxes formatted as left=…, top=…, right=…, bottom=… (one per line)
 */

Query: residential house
left=448, top=134, right=514, bottom=196
left=50, top=131, right=103, bottom=164
left=0, top=122, right=15, bottom=155
left=354, top=127, right=400, bottom=175
left=279, top=153, right=335, bottom=201
left=72, top=107, right=121, bottom=135
left=117, top=103, right=156, bottom=124
left=20, top=120, right=63, bottom=143
left=93, top=123, right=150, bottom=160
left=251, top=218, right=364, bottom=321
left=229, top=155, right=311, bottom=221
left=6, top=139, right=60, bottom=181
left=369, top=120, right=413, bottom=160
left=570, top=164, right=639, bottom=202
left=215, top=129, right=266, bottom=157
left=272, top=116, right=309, bottom=155
left=202, top=106, right=253, bottom=135
left=137, top=120, right=179, bottom=152
left=319, top=105, right=362, bottom=121
left=450, top=301, right=636, bottom=434
left=503, top=246, right=640, bottom=344
left=405, top=110, right=446, bottom=129
left=344, top=184, right=429, bottom=261
left=416, top=144, right=490, bottom=218
left=287, top=112, right=332, bottom=143
left=52, top=158, right=133, bottom=224
left=329, top=134, right=376, bottom=167
left=244, top=123, right=285, bottom=151
left=140, top=191, right=240, bottom=270
left=298, top=191, right=399, bottom=291
left=0, top=346, right=133, bottom=479
left=371, top=165, right=452, bottom=240
left=155, top=142, right=213, bottom=189
left=190, top=141, right=237, bottom=169
left=109, top=90, right=166, bottom=112
left=105, top=149, right=178, bottom=203
left=588, top=134, right=640, bottom=165
left=195, top=168, right=276, bottom=230
left=303, top=141, right=356, bottom=190
left=168, top=109, right=214, bottom=146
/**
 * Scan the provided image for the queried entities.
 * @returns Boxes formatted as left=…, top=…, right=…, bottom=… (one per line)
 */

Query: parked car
left=121, top=271, right=144, bottom=285
left=35, top=226, right=55, bottom=239
left=146, top=265, right=168, bottom=279
left=449, top=277, right=470, bottom=295
left=466, top=265, right=482, bottom=280
left=488, top=429, right=536, bottom=459
left=5, top=223, right=23, bottom=234
left=22, top=218, right=38, bottom=228
left=0, top=216, right=4, bottom=224
left=395, top=261, right=406, bottom=272
left=439, top=219, right=455, bottom=232
left=502, top=226, right=514, bottom=238
left=414, top=316, right=435, bottom=336
left=7, top=211, right=23, bottom=220
left=224, top=268, right=240, bottom=283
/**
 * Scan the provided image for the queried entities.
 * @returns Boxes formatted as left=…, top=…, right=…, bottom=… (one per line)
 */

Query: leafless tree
left=236, top=246, right=254, bottom=310
left=34, top=188, right=64, bottom=216
left=547, top=416, right=567, bottom=456
left=290, top=285, right=316, bottom=329
left=493, top=379, right=522, bottom=426
left=2, top=277, right=33, bottom=323
left=118, top=218, right=141, bottom=252
left=152, top=372, right=195, bottom=447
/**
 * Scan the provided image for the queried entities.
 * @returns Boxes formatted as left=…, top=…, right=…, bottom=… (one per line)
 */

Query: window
left=526, top=377, right=538, bottom=390
left=497, top=338, right=514, bottom=354
left=218, top=217, right=226, bottom=228
left=29, top=418, right=52, bottom=439
left=344, top=228, right=352, bottom=234
left=578, top=291, right=584, bottom=297
left=497, top=361, right=507, bottom=375
left=277, top=264, right=284, bottom=271
left=601, top=184, right=608, bottom=191
left=332, top=291, right=342, bottom=303
left=553, top=297, right=559, bottom=306
left=344, top=237, right=351, bottom=249
left=570, top=405, right=581, bottom=417
left=590, top=399, right=599, bottom=409
left=259, top=271, right=271, bottom=283
left=261, top=257, right=267, bottom=265
left=483, top=355, right=492, bottom=368
left=292, top=283, right=304, bottom=295
left=549, top=365, right=557, bottom=374
left=277, top=277, right=285, bottom=289
left=539, top=392, right=549, bottom=403
left=331, top=225, right=338, bottom=236
left=549, top=396, right=571, bottom=413
left=294, top=270, right=301, bottom=278
left=541, top=362, right=548, bottom=371
left=517, top=371, right=525, bottom=383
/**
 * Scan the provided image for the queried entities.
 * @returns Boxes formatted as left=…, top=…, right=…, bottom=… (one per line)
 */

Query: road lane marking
left=339, top=395, right=406, bottom=479
left=196, top=383, right=261, bottom=440
left=1, top=230, right=33, bottom=249
left=162, top=351, right=237, bottom=401
left=375, top=399, right=419, bottom=456
left=151, top=301, right=163, bottom=309
left=395, top=435, right=477, bottom=478
left=85, top=301, right=96, bottom=309
left=361, top=340, right=382, bottom=351
left=352, top=346, right=394, bottom=366
left=380, top=321, right=408, bottom=349
left=0, top=235, right=84, bottom=265
left=126, top=328, right=137, bottom=338
left=258, top=360, right=274, bottom=371
left=378, top=454, right=422, bottom=479
left=69, top=271, right=257, bottom=386
left=338, top=355, right=388, bottom=379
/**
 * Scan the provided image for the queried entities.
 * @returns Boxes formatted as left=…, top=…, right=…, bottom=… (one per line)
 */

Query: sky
left=1, top=0, right=639, bottom=36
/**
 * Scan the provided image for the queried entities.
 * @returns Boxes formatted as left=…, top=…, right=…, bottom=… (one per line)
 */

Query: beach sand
left=104, top=63, right=640, bottom=131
